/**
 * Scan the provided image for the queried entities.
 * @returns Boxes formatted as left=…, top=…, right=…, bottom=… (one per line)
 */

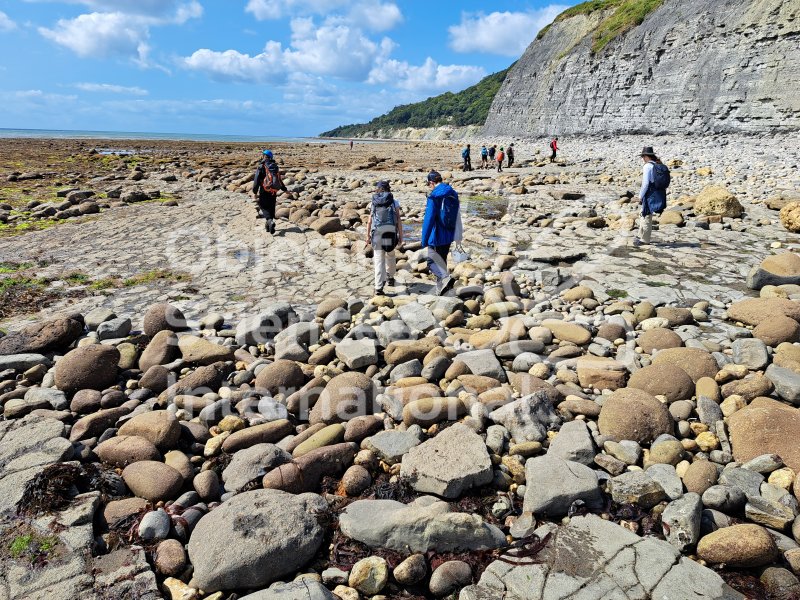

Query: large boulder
left=637, top=328, right=683, bottom=354
left=309, top=372, right=376, bottom=424
left=694, top=186, right=744, bottom=218
left=54, top=344, right=120, bottom=393
left=177, top=335, right=234, bottom=365
left=489, top=392, right=561, bottom=443
left=598, top=388, right=673, bottom=444
left=142, top=303, right=187, bottom=337
left=747, top=253, right=800, bottom=290
left=159, top=362, right=231, bottom=403
left=729, top=397, right=800, bottom=472
left=122, top=461, right=183, bottom=501
left=697, top=524, right=779, bottom=568
left=235, top=303, right=298, bottom=346
left=262, top=442, right=357, bottom=493
left=726, top=298, right=800, bottom=327
left=399, top=423, right=493, bottom=498
left=138, top=330, right=179, bottom=372
left=780, top=201, right=800, bottom=233
left=0, top=317, right=83, bottom=355
left=385, top=338, right=441, bottom=365
left=651, top=347, right=719, bottom=383
left=222, top=444, right=292, bottom=493
left=339, top=496, right=505, bottom=553
left=523, top=455, right=603, bottom=517
left=628, top=363, right=695, bottom=402
left=188, top=489, right=326, bottom=592
left=254, top=359, right=306, bottom=396
left=96, top=435, right=160, bottom=467
left=117, top=410, right=181, bottom=450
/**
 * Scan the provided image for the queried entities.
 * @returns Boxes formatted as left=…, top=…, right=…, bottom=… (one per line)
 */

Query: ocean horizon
left=0, top=127, right=351, bottom=144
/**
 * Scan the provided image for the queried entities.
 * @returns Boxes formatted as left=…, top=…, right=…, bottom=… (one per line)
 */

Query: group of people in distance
left=462, top=137, right=560, bottom=173
left=252, top=138, right=669, bottom=297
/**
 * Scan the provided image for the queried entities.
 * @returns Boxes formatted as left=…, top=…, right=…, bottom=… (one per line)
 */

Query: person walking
left=488, top=145, right=496, bottom=164
left=507, top=143, right=515, bottom=168
left=365, top=180, right=403, bottom=295
left=421, top=171, right=460, bottom=295
left=496, top=147, right=505, bottom=172
left=461, top=144, right=472, bottom=172
left=252, top=149, right=287, bottom=234
left=634, top=146, right=670, bottom=247
left=549, top=137, right=559, bottom=162
left=349, top=139, right=354, bottom=150
left=480, top=145, right=489, bottom=169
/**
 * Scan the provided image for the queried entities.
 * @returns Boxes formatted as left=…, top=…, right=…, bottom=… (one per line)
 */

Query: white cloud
left=369, top=57, right=485, bottom=93
left=245, top=0, right=402, bottom=31
left=449, top=6, right=567, bottom=56
left=183, top=42, right=285, bottom=83
left=75, top=82, right=149, bottom=95
left=12, top=89, right=79, bottom=102
left=348, top=1, right=403, bottom=32
left=284, top=19, right=391, bottom=80
left=25, top=0, right=201, bottom=20
left=37, top=2, right=202, bottom=61
left=0, top=10, right=18, bottom=31
left=39, top=12, right=148, bottom=58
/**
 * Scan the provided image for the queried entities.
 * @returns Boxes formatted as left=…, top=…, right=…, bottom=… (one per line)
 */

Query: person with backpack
left=365, top=180, right=403, bottom=295
left=635, top=146, right=670, bottom=247
left=496, top=147, right=505, bottom=172
left=461, top=144, right=472, bottom=172
left=421, top=171, right=460, bottom=295
left=549, top=137, right=559, bottom=162
left=488, top=145, right=496, bottom=164
left=507, top=143, right=515, bottom=168
left=252, top=149, right=287, bottom=234
left=480, top=145, right=489, bottom=169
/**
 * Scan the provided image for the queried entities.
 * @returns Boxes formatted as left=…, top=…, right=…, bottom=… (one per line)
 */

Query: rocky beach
left=1, top=132, right=800, bottom=600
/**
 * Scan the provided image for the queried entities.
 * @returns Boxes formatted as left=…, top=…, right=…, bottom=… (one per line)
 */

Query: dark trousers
left=257, top=191, right=277, bottom=219
left=463, top=157, right=471, bottom=171
left=497, top=161, right=503, bottom=172
left=426, top=244, right=451, bottom=279
left=550, top=150, right=557, bottom=162
left=508, top=156, right=514, bottom=168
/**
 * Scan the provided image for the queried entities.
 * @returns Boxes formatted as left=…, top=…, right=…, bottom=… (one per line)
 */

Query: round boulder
left=694, top=185, right=744, bottom=218
left=117, top=410, right=182, bottom=450
left=122, top=461, right=183, bottom=501
left=697, top=524, right=779, bottom=568
left=310, top=372, right=377, bottom=424
left=95, top=435, right=161, bottom=467
left=143, top=303, right=187, bottom=337
left=651, top=347, right=719, bottom=383
left=637, top=328, right=683, bottom=354
left=254, top=359, right=306, bottom=396
left=55, top=344, right=120, bottom=393
left=780, top=202, right=800, bottom=233
left=753, top=316, right=800, bottom=347
left=628, top=363, right=695, bottom=402
left=598, top=388, right=673, bottom=444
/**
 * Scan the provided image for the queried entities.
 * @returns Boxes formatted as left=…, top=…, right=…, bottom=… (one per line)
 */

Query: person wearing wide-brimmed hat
left=635, top=145, right=668, bottom=246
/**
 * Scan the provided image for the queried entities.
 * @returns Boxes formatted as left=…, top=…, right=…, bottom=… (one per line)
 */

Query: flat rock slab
left=399, top=423, right=492, bottom=498
left=339, top=496, right=506, bottom=553
left=459, top=515, right=744, bottom=600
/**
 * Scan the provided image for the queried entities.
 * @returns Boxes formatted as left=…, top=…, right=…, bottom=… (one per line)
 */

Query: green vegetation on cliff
left=537, top=0, right=663, bottom=53
left=320, top=66, right=512, bottom=137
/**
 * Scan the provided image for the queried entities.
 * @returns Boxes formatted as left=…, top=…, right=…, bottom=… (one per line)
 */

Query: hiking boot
left=387, top=277, right=395, bottom=287
left=437, top=276, right=455, bottom=296
left=256, top=209, right=265, bottom=219
left=633, top=238, right=649, bottom=247
left=374, top=287, right=385, bottom=296
left=269, top=220, right=276, bottom=234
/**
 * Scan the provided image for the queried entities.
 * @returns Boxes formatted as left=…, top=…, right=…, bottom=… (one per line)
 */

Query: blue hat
left=262, top=149, right=273, bottom=159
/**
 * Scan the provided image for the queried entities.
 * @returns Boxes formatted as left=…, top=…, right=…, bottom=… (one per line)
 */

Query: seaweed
left=16, top=463, right=122, bottom=517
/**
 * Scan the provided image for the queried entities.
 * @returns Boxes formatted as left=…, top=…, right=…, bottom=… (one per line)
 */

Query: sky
left=0, top=0, right=572, bottom=137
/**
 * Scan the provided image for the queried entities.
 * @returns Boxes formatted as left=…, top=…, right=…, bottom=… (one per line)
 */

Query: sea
left=0, top=128, right=353, bottom=144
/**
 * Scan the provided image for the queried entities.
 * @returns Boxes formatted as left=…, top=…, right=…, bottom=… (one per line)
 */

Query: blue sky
left=0, top=1, right=571, bottom=136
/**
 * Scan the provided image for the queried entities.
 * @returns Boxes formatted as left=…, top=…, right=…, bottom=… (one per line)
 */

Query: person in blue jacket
left=421, top=171, right=460, bottom=295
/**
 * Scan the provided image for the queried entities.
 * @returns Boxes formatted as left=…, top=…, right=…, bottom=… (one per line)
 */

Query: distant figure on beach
left=480, top=145, right=489, bottom=169
left=496, top=147, right=505, bottom=172
left=366, top=180, right=403, bottom=296
left=488, top=145, right=496, bottom=164
left=421, top=171, right=460, bottom=295
left=461, top=144, right=472, bottom=171
left=635, top=145, right=670, bottom=247
left=507, top=143, right=515, bottom=168
left=252, top=149, right=287, bottom=235
left=550, top=137, right=559, bottom=162
left=349, top=140, right=353, bottom=150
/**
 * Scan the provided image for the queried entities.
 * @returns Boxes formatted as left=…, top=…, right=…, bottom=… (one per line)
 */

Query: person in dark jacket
left=507, top=143, right=515, bottom=168
left=252, top=149, right=288, bottom=234
left=421, top=171, right=459, bottom=295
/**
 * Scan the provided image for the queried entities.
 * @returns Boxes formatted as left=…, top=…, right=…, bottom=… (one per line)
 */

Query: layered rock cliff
left=483, top=0, right=800, bottom=137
